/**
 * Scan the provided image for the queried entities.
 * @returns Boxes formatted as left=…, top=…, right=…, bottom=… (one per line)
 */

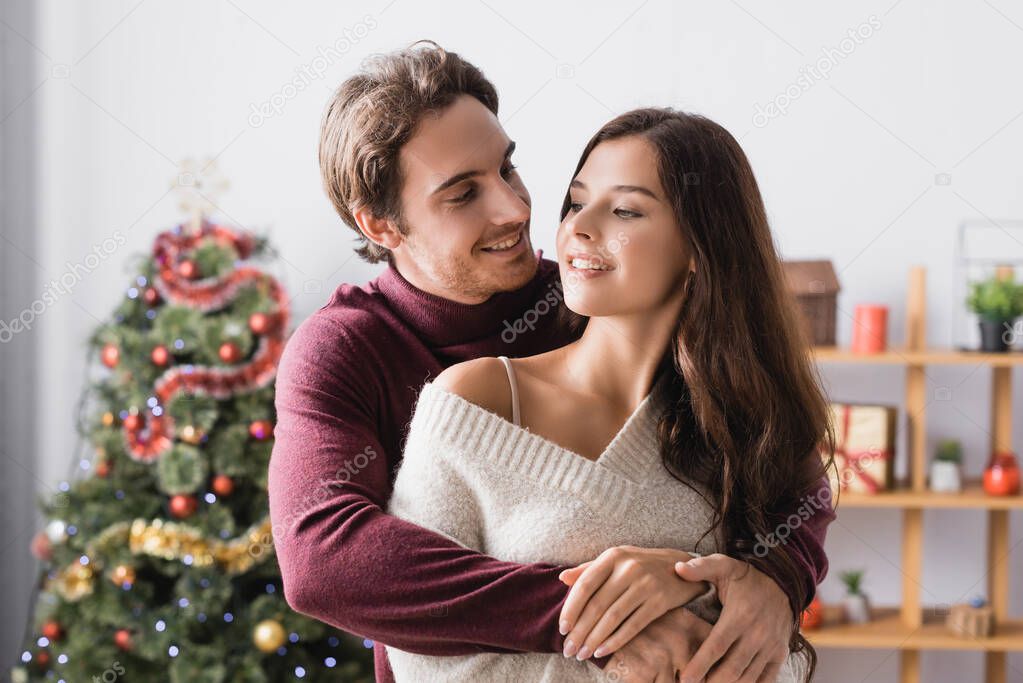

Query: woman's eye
left=452, top=187, right=475, bottom=204
left=615, top=208, right=642, bottom=219
left=501, top=163, right=518, bottom=178
left=568, top=202, right=583, bottom=213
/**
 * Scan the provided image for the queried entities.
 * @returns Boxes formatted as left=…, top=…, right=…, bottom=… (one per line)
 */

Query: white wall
left=15, top=1, right=1023, bottom=679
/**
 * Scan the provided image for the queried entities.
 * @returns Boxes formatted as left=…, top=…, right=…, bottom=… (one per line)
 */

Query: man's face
left=392, top=94, right=537, bottom=303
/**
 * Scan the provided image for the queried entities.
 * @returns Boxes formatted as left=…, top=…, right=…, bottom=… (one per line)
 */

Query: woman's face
left=557, top=136, right=693, bottom=318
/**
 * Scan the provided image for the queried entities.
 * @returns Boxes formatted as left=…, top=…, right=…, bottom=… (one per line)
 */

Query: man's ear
left=353, top=208, right=403, bottom=251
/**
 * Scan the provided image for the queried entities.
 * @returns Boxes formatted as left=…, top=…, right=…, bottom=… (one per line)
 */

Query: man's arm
left=267, top=315, right=578, bottom=657
left=761, top=475, right=835, bottom=613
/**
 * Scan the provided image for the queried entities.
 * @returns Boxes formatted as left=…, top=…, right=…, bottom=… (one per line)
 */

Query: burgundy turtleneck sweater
left=268, top=253, right=834, bottom=683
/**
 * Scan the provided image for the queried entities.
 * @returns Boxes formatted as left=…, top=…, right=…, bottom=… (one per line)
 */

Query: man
left=268, top=41, right=834, bottom=683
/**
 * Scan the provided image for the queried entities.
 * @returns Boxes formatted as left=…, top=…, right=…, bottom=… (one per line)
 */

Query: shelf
left=835, top=480, right=1023, bottom=510
left=807, top=607, right=1023, bottom=651
left=812, top=346, right=1023, bottom=366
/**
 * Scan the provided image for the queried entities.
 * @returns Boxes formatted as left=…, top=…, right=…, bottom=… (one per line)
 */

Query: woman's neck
left=559, top=299, right=683, bottom=410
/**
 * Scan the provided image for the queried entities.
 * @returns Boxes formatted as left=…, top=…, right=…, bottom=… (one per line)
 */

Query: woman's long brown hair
left=560, top=108, right=837, bottom=680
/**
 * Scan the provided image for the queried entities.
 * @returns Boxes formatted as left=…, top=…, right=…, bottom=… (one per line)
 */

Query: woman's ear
left=353, top=208, right=403, bottom=251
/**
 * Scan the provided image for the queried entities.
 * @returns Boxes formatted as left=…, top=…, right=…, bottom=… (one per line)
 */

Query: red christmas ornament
left=41, top=621, right=62, bottom=641
left=123, top=413, right=142, bottom=431
left=169, top=494, right=198, bottom=519
left=101, top=343, right=120, bottom=368
left=211, top=474, right=234, bottom=497
left=114, top=629, right=133, bottom=652
left=151, top=345, right=170, bottom=367
left=177, top=259, right=199, bottom=279
left=95, top=460, right=111, bottom=478
left=30, top=531, right=52, bottom=562
left=218, top=342, right=241, bottom=364
left=34, top=650, right=49, bottom=669
left=248, top=420, right=273, bottom=441
left=248, top=312, right=273, bottom=335
left=143, top=287, right=161, bottom=306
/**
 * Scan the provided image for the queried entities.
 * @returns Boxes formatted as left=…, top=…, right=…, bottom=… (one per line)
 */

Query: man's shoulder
left=432, top=357, right=514, bottom=423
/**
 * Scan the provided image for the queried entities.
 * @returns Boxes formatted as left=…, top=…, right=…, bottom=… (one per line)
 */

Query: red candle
left=851, top=304, right=888, bottom=353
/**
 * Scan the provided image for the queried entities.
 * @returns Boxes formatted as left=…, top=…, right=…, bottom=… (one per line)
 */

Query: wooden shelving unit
left=805, top=265, right=1022, bottom=683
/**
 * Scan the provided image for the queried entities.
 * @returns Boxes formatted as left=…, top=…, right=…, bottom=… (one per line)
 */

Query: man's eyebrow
left=431, top=141, right=516, bottom=195
left=569, top=179, right=660, bottom=200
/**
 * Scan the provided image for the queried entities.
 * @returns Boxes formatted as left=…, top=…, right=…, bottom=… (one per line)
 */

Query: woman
left=385, top=108, right=835, bottom=682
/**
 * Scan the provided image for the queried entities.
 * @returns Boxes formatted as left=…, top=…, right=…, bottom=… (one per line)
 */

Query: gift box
left=946, top=602, right=995, bottom=638
left=824, top=403, right=897, bottom=495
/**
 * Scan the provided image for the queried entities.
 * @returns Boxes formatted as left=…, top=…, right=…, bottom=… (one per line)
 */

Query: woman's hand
left=557, top=546, right=711, bottom=661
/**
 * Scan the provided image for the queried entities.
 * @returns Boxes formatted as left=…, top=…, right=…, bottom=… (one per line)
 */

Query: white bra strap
left=496, top=355, right=521, bottom=427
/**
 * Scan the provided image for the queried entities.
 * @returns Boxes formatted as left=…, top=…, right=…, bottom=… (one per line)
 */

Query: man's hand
left=674, top=554, right=792, bottom=683
left=557, top=546, right=710, bottom=661
left=604, top=606, right=712, bottom=683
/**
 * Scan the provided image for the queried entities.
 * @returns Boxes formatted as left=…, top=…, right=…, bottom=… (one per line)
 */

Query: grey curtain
left=1, top=0, right=40, bottom=667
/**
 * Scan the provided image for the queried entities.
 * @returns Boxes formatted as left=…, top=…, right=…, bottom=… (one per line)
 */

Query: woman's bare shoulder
left=432, top=357, right=515, bottom=422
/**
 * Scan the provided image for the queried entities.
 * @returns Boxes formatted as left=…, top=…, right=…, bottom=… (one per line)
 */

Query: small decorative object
left=100, top=343, right=120, bottom=368
left=177, top=259, right=199, bottom=280
left=851, top=304, right=889, bottom=354
left=965, top=271, right=1023, bottom=352
left=983, top=451, right=1021, bottom=496
left=782, top=260, right=840, bottom=346
left=109, top=564, right=136, bottom=588
left=101, top=411, right=116, bottom=427
left=41, top=620, right=62, bottom=641
left=249, top=419, right=273, bottom=440
left=249, top=311, right=274, bottom=335
left=95, top=459, right=111, bottom=478
left=840, top=569, right=871, bottom=624
left=800, top=596, right=823, bottom=630
left=824, top=403, right=897, bottom=495
left=114, top=628, right=133, bottom=652
left=122, top=413, right=142, bottom=432
left=211, top=474, right=235, bottom=497
left=169, top=494, right=198, bottom=519
left=30, top=531, right=52, bottom=561
left=151, top=344, right=170, bottom=367
left=218, top=341, right=241, bottom=364
left=946, top=596, right=995, bottom=638
left=253, top=619, right=287, bottom=653
left=179, top=424, right=204, bottom=445
left=930, top=439, right=963, bottom=493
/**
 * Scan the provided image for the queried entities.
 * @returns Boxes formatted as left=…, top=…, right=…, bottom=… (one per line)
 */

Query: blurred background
left=2, top=1, right=1022, bottom=681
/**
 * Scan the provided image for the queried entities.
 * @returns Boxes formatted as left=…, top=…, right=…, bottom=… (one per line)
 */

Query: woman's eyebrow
left=570, top=179, right=660, bottom=200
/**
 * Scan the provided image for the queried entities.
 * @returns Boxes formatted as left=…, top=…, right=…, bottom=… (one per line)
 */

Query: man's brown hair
left=319, top=40, right=499, bottom=263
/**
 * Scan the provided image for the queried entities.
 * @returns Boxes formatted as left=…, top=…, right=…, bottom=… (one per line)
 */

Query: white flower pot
left=930, top=461, right=962, bottom=493
left=844, top=594, right=871, bottom=624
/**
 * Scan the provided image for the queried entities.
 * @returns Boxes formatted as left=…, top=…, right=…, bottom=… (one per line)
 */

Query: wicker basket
left=782, top=260, right=840, bottom=347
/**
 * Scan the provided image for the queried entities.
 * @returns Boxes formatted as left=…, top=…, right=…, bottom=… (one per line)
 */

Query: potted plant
left=840, top=569, right=871, bottom=624
left=966, top=275, right=1023, bottom=352
left=930, top=439, right=963, bottom=492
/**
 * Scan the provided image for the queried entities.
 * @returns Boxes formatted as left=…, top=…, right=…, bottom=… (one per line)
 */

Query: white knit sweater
left=385, top=379, right=806, bottom=682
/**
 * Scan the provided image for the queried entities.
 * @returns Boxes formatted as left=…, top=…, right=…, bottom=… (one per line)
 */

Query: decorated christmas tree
left=11, top=161, right=374, bottom=683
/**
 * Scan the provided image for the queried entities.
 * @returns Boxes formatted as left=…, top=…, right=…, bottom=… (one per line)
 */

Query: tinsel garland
left=123, top=220, right=290, bottom=462
left=48, top=516, right=273, bottom=601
